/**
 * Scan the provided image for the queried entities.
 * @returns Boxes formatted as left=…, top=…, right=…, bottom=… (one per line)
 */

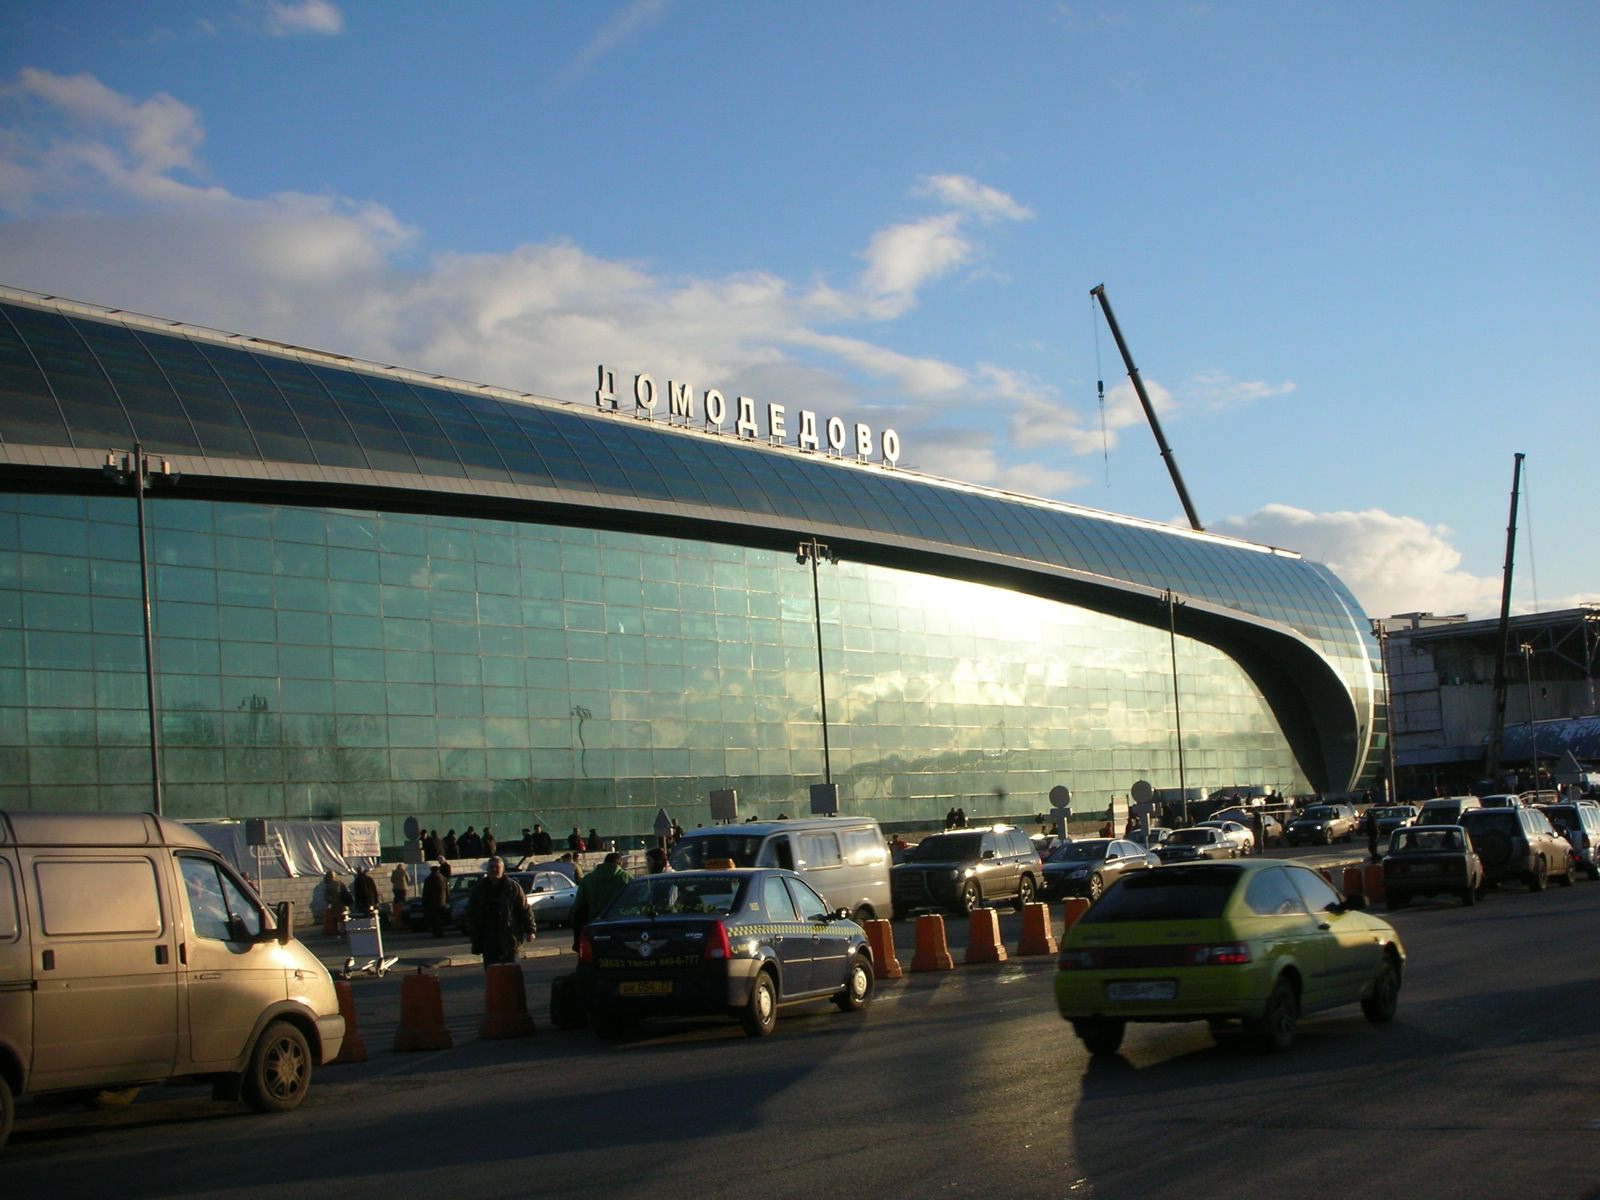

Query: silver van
left=667, top=818, right=893, bottom=921
left=1416, top=796, right=1483, bottom=825
left=0, top=811, right=345, bottom=1149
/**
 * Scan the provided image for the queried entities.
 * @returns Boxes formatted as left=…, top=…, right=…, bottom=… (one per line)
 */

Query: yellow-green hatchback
left=1054, top=859, right=1405, bottom=1054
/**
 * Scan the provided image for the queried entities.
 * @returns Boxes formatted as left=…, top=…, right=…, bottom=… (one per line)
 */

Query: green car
left=1054, top=860, right=1405, bottom=1054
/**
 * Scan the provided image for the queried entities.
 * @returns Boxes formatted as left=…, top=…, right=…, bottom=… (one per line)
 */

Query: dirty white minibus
left=667, top=818, right=893, bottom=921
left=0, top=811, right=345, bottom=1148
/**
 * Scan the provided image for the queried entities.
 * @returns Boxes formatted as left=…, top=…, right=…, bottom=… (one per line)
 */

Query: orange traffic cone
left=1016, top=902, right=1058, bottom=957
left=1343, top=865, right=1365, bottom=896
left=393, top=969, right=453, bottom=1051
left=1060, top=898, right=1090, bottom=937
left=909, top=914, right=955, bottom=972
left=330, top=979, right=367, bottom=1064
left=1363, top=862, right=1386, bottom=902
left=479, top=964, right=537, bottom=1039
left=965, top=909, right=1008, bottom=964
left=865, top=919, right=903, bottom=980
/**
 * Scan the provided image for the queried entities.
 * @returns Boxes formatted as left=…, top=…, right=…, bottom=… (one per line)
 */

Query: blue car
left=575, top=868, right=874, bottom=1038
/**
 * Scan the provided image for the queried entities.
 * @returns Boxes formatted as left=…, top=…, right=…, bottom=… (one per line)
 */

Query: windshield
left=1079, top=867, right=1240, bottom=923
left=908, top=833, right=983, bottom=862
left=605, top=874, right=747, bottom=918
left=1460, top=811, right=1517, bottom=834
left=669, top=834, right=764, bottom=869
left=1300, top=806, right=1335, bottom=820
left=1168, top=829, right=1214, bottom=845
left=1049, top=842, right=1109, bottom=863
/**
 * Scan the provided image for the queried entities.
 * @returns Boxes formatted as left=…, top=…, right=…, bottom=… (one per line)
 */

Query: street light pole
left=1521, top=641, right=1540, bottom=794
left=1165, top=590, right=1189, bottom=824
left=797, top=538, right=837, bottom=786
left=105, top=443, right=178, bottom=817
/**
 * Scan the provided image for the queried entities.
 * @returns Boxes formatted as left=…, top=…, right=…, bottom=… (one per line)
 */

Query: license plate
left=619, top=980, right=674, bottom=997
left=1106, top=980, right=1176, bottom=1001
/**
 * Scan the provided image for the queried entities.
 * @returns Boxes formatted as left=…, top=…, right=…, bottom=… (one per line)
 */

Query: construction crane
left=1483, top=451, right=1526, bottom=781
left=1090, top=284, right=1204, bottom=532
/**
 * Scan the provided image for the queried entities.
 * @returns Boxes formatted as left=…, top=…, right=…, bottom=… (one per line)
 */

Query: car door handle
left=196, top=971, right=222, bottom=981
left=1317, top=922, right=1331, bottom=931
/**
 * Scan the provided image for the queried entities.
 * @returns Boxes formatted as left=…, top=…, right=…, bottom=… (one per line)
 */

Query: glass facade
left=0, top=493, right=1313, bottom=844
left=0, top=287, right=1386, bottom=839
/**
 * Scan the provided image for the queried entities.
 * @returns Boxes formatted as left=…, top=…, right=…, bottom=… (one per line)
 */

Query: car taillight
left=577, top=929, right=594, bottom=964
left=1186, top=942, right=1251, bottom=966
left=703, top=920, right=732, bottom=961
left=1057, top=948, right=1100, bottom=970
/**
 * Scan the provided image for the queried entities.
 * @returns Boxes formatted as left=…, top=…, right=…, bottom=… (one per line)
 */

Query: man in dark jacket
left=442, top=829, right=459, bottom=859
left=532, top=824, right=554, bottom=854
left=422, top=864, right=450, bottom=938
left=350, top=865, right=380, bottom=915
left=571, top=852, right=633, bottom=950
left=467, top=856, right=533, bottom=969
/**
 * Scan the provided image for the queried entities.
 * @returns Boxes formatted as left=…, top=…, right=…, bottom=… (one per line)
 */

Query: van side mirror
left=275, top=900, right=294, bottom=945
left=1340, top=893, right=1369, bottom=913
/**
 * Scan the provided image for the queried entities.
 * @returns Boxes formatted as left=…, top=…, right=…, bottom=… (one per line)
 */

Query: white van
left=668, top=818, right=893, bottom=921
left=0, top=811, right=345, bottom=1149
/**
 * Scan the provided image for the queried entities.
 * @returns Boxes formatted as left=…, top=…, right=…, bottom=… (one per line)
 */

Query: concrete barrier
left=909, top=914, right=955, bottom=972
left=964, top=909, right=1008, bottom=964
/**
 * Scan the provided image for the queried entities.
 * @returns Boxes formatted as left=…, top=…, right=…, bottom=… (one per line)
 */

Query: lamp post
left=1164, top=590, right=1189, bottom=824
left=1369, top=617, right=1400, bottom=805
left=796, top=538, right=837, bottom=785
left=104, top=444, right=179, bottom=816
left=1521, top=641, right=1540, bottom=793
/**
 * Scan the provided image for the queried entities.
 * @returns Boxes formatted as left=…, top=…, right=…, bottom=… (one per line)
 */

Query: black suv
left=891, top=826, right=1041, bottom=915
left=1458, top=807, right=1574, bottom=891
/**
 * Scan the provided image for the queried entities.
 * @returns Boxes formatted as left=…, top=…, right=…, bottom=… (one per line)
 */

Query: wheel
left=1558, top=860, right=1574, bottom=887
left=1529, top=857, right=1548, bottom=892
left=1252, top=977, right=1299, bottom=1052
left=1588, top=863, right=1600, bottom=882
left=1461, top=886, right=1476, bottom=907
left=958, top=879, right=982, bottom=914
left=0, top=1073, right=12, bottom=1151
left=1016, top=875, right=1036, bottom=908
left=1386, top=892, right=1406, bottom=911
left=1086, top=873, right=1105, bottom=902
left=741, top=970, right=778, bottom=1037
left=833, top=953, right=875, bottom=1013
left=1074, top=1018, right=1126, bottom=1056
left=1323, top=829, right=1334, bottom=845
left=241, top=1020, right=312, bottom=1113
left=1361, top=955, right=1401, bottom=1024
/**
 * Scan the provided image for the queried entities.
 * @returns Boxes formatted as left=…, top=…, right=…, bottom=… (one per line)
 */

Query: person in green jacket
left=571, top=852, right=632, bottom=949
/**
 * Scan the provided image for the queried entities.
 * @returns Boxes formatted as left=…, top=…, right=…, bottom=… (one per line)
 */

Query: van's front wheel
left=242, top=1021, right=312, bottom=1113
left=0, top=1073, right=13, bottom=1150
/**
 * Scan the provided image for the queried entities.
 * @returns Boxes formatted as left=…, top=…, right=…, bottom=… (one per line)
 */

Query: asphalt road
left=6, top=864, right=1598, bottom=1200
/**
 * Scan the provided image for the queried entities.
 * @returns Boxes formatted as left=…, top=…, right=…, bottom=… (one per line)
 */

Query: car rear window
left=608, top=874, right=747, bottom=917
left=670, top=834, right=764, bottom=869
left=908, top=833, right=983, bottom=862
left=1460, top=811, right=1518, bottom=835
left=1078, top=866, right=1241, bottom=923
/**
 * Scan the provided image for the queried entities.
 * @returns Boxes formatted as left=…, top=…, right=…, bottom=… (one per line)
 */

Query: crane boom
left=1483, top=451, right=1526, bottom=780
left=1091, top=284, right=1204, bottom=532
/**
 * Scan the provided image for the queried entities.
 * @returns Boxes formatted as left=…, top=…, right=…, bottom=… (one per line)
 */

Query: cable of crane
left=1092, top=294, right=1109, bottom=486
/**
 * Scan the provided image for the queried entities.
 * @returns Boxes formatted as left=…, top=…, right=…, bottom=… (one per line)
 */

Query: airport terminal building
left=0, top=286, right=1386, bottom=845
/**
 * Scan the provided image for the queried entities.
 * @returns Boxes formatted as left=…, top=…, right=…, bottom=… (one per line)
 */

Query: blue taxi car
left=575, top=868, right=875, bottom=1038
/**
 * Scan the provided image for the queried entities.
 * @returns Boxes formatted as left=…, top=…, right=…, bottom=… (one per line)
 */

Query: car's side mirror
left=1339, top=894, right=1369, bottom=913
left=275, top=900, right=294, bottom=945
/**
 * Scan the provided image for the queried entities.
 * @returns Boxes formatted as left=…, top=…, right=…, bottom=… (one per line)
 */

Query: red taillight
left=577, top=929, right=594, bottom=964
left=1057, top=948, right=1100, bottom=970
left=703, top=920, right=732, bottom=961
left=1186, top=942, right=1251, bottom=966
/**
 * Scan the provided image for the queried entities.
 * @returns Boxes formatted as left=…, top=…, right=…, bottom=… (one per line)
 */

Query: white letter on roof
left=634, top=373, right=658, bottom=415
left=669, top=380, right=695, bottom=422
left=736, top=395, right=758, bottom=439
left=797, top=410, right=820, bottom=451
left=595, top=365, right=617, bottom=411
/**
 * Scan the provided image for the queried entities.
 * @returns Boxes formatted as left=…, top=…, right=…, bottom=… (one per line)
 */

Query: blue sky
left=1, top=0, right=1594, bottom=619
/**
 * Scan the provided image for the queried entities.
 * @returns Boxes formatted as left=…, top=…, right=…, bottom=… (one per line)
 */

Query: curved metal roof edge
left=0, top=283, right=1299, bottom=562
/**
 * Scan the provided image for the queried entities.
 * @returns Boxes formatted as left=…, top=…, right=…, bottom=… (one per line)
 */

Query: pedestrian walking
left=571, top=852, right=632, bottom=950
left=351, top=865, right=379, bottom=915
left=466, top=856, right=533, bottom=970
left=422, top=863, right=449, bottom=938
left=390, top=862, right=409, bottom=904
left=321, top=869, right=351, bottom=935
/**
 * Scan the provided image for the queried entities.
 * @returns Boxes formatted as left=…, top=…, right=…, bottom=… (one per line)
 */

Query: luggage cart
left=342, top=913, right=398, bottom=977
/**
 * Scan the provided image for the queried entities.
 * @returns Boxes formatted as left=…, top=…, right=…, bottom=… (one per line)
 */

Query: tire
left=1323, top=829, right=1334, bottom=845
left=1558, top=860, right=1574, bottom=888
left=1529, top=857, right=1548, bottom=892
left=550, top=972, right=586, bottom=1031
left=1252, top=977, right=1299, bottom=1053
left=0, top=1073, right=12, bottom=1152
left=1461, top=886, right=1476, bottom=907
left=1087, top=873, right=1105, bottom=902
left=1361, top=955, right=1401, bottom=1024
left=241, top=1021, right=312, bottom=1114
left=958, top=880, right=982, bottom=915
left=1074, top=1018, right=1126, bottom=1056
left=1015, top=875, right=1036, bottom=908
left=1588, top=863, right=1600, bottom=882
left=741, top=970, right=778, bottom=1038
left=833, top=953, right=875, bottom=1013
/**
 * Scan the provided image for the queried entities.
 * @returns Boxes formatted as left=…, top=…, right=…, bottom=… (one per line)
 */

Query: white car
left=1209, top=808, right=1283, bottom=846
left=1194, top=819, right=1254, bottom=854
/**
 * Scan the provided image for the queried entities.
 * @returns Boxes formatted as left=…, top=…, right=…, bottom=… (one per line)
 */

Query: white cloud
left=264, top=1, right=344, bottom=37
left=858, top=213, right=971, bottom=312
left=1209, top=504, right=1510, bottom=619
left=1185, top=368, right=1295, bottom=410
left=552, top=0, right=670, bottom=91
left=913, top=174, right=1035, bottom=224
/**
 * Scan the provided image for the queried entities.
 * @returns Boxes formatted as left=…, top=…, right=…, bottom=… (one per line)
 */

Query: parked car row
left=1382, top=800, right=1599, bottom=908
